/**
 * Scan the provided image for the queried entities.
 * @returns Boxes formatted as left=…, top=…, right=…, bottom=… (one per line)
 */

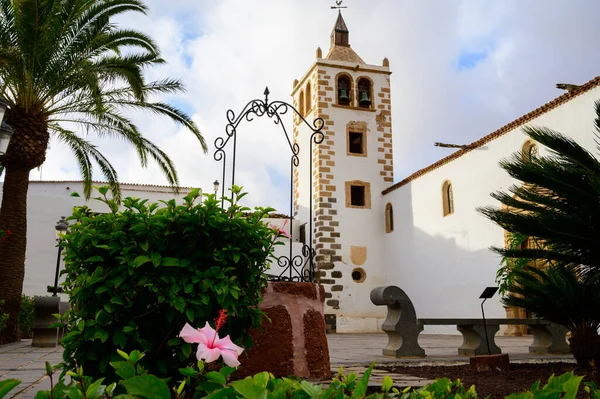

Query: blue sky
left=34, top=0, right=600, bottom=212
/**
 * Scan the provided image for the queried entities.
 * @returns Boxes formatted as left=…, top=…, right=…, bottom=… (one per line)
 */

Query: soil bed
left=380, top=362, right=598, bottom=399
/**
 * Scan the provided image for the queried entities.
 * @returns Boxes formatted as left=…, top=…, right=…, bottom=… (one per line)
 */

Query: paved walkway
left=0, top=334, right=575, bottom=398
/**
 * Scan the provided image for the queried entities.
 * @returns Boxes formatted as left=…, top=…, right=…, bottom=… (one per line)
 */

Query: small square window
left=349, top=132, right=364, bottom=154
left=350, top=185, right=365, bottom=206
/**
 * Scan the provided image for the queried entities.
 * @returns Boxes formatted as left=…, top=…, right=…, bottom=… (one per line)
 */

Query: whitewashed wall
left=382, top=87, right=600, bottom=333
left=0, top=181, right=193, bottom=299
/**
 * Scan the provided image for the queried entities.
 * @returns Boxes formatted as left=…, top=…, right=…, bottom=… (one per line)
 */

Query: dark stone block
left=303, top=310, right=331, bottom=379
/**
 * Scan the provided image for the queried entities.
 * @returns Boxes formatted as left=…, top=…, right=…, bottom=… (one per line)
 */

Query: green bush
left=18, top=295, right=35, bottom=339
left=59, top=186, right=278, bottom=383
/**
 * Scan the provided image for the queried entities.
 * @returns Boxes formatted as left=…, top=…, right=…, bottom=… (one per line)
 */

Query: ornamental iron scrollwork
left=214, top=87, right=325, bottom=282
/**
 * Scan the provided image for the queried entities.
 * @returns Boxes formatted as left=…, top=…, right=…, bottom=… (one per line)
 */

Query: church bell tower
left=292, top=10, right=393, bottom=333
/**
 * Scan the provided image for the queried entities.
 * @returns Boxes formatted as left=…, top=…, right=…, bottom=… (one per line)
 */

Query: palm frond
left=52, top=124, right=120, bottom=201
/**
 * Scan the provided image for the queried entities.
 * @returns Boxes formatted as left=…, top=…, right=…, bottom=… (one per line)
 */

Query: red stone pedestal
left=236, top=282, right=331, bottom=379
left=470, top=354, right=510, bottom=372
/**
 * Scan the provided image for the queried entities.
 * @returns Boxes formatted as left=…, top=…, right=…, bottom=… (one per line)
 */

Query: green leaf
left=231, top=379, right=266, bottom=399
left=352, top=364, right=373, bottom=399
left=85, top=379, right=105, bottom=399
left=179, top=367, right=198, bottom=377
left=300, top=381, right=322, bottom=398
left=185, top=308, right=194, bottom=322
left=182, top=343, right=192, bottom=358
left=121, top=375, right=171, bottom=399
left=151, top=253, right=162, bottom=267
left=34, top=391, right=51, bottom=399
left=162, top=257, right=180, bottom=267
left=117, top=349, right=129, bottom=360
left=0, top=379, right=20, bottom=399
left=111, top=361, right=136, bottom=380
left=94, top=329, right=110, bottom=343
left=206, top=371, right=227, bottom=386
left=85, top=256, right=104, bottom=263
left=140, top=242, right=149, bottom=251
left=133, top=255, right=151, bottom=268
left=382, top=375, right=393, bottom=392
left=113, top=330, right=127, bottom=348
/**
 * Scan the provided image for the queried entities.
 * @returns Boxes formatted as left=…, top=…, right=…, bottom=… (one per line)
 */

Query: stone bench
left=419, top=318, right=569, bottom=356
left=370, top=285, right=570, bottom=358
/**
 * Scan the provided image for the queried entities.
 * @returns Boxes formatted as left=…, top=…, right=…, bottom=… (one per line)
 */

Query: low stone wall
left=237, top=282, right=331, bottom=379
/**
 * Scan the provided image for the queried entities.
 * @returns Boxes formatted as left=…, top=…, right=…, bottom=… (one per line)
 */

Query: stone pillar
left=31, top=296, right=60, bottom=347
left=237, top=282, right=331, bottom=379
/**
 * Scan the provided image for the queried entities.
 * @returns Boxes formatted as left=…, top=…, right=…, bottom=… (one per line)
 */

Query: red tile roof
left=383, top=76, right=600, bottom=195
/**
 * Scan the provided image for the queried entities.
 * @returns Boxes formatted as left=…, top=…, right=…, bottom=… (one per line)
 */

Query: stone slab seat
left=370, top=285, right=570, bottom=358
left=419, top=318, right=569, bottom=356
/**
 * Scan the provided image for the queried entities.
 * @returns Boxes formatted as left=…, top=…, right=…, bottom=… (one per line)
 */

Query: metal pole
left=481, top=297, right=491, bottom=355
left=52, top=244, right=62, bottom=297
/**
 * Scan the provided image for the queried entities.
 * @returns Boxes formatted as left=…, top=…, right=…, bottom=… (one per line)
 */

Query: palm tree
left=479, top=101, right=600, bottom=368
left=479, top=102, right=600, bottom=279
left=503, top=266, right=600, bottom=369
left=0, top=0, right=206, bottom=343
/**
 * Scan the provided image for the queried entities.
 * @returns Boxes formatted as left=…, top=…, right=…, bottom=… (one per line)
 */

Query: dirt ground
left=380, top=362, right=598, bottom=399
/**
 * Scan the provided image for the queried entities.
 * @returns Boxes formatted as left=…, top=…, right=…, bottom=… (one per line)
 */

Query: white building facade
left=292, top=13, right=600, bottom=333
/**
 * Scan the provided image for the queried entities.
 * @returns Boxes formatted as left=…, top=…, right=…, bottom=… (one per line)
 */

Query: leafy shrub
left=59, top=187, right=278, bottom=383
left=0, top=350, right=591, bottom=399
left=18, top=295, right=35, bottom=339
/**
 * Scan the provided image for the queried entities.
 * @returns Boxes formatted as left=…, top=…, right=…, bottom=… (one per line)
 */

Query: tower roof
left=325, top=45, right=365, bottom=63
left=328, top=11, right=365, bottom=63
left=334, top=11, right=348, bottom=33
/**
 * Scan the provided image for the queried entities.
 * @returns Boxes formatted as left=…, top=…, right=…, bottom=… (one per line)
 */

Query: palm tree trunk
left=0, top=166, right=31, bottom=344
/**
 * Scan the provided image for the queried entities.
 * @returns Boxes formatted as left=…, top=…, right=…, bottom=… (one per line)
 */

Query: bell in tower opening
left=358, top=78, right=372, bottom=109
left=337, top=75, right=351, bottom=106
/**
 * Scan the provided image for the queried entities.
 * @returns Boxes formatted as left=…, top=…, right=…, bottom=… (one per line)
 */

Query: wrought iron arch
left=213, top=87, right=325, bottom=282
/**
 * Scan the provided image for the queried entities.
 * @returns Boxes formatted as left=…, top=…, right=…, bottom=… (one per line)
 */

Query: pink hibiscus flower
left=179, top=311, right=244, bottom=367
left=270, top=219, right=291, bottom=238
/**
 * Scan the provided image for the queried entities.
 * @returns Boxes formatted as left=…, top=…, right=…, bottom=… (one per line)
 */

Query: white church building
left=291, top=12, right=600, bottom=334
left=4, top=12, right=600, bottom=336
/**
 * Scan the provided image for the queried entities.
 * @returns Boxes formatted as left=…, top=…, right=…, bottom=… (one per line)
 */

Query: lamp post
left=51, top=217, right=69, bottom=297
left=0, top=98, right=13, bottom=156
left=213, top=180, right=220, bottom=196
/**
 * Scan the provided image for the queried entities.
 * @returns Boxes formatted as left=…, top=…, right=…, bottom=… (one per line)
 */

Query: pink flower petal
left=196, top=344, right=222, bottom=363
left=215, top=335, right=244, bottom=355
left=215, top=335, right=243, bottom=367
left=179, top=323, right=207, bottom=344
left=220, top=348, right=241, bottom=367
left=197, top=321, right=218, bottom=345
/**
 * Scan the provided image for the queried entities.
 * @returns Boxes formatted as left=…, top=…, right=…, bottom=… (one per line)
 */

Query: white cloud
left=36, top=0, right=600, bottom=213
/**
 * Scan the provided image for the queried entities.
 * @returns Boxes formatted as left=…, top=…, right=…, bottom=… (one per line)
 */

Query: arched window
left=305, top=82, right=312, bottom=114
left=522, top=141, right=538, bottom=161
left=385, top=203, right=394, bottom=233
left=442, top=180, right=454, bottom=217
left=337, top=74, right=352, bottom=106
left=357, top=77, right=373, bottom=109
left=299, top=90, right=305, bottom=117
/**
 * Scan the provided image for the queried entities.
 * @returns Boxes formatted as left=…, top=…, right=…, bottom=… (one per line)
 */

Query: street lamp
left=213, top=180, right=220, bottom=196
left=50, top=217, right=69, bottom=297
left=0, top=98, right=13, bottom=156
